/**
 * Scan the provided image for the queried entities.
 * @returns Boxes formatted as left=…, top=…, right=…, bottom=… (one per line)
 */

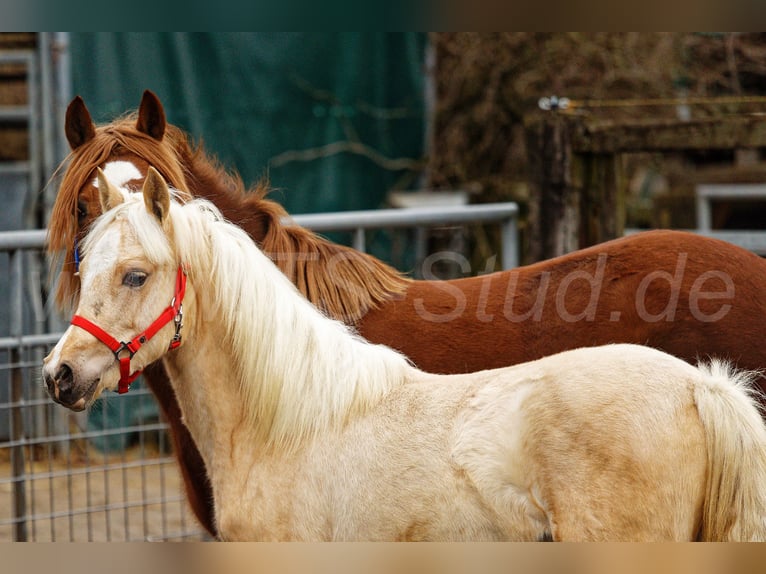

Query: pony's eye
left=122, top=271, right=148, bottom=288
left=76, top=200, right=87, bottom=224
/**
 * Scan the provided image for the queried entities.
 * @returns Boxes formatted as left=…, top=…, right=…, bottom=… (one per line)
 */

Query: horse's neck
left=172, top=238, right=412, bottom=458
left=177, top=145, right=409, bottom=323
left=161, top=321, right=249, bottom=476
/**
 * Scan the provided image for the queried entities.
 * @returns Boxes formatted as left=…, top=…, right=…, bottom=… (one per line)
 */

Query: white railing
left=695, top=184, right=766, bottom=255
left=286, top=202, right=520, bottom=269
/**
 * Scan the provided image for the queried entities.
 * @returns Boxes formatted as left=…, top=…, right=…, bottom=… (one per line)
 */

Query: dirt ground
left=0, top=447, right=208, bottom=542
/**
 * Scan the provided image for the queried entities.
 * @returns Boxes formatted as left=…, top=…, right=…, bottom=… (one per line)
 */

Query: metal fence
left=0, top=230, right=207, bottom=542
left=0, top=202, right=519, bottom=542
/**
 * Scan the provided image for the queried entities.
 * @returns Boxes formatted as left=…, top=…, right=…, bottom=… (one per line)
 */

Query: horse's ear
left=143, top=167, right=171, bottom=223
left=136, top=90, right=166, bottom=142
left=97, top=168, right=125, bottom=212
left=65, top=96, right=96, bottom=150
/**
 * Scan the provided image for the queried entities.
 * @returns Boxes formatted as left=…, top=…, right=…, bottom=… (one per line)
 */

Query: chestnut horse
left=43, top=170, right=766, bottom=540
left=48, top=90, right=766, bottom=537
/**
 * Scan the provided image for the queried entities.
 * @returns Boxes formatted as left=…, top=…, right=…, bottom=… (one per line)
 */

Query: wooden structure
left=0, top=34, right=36, bottom=161
left=525, top=108, right=766, bottom=263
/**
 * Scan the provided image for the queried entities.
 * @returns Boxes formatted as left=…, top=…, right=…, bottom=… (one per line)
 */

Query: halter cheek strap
left=71, top=266, right=187, bottom=394
left=74, top=236, right=81, bottom=274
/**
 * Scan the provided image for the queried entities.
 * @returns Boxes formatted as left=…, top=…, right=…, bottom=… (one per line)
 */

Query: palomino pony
left=43, top=170, right=766, bottom=541
left=49, top=91, right=766, bottom=537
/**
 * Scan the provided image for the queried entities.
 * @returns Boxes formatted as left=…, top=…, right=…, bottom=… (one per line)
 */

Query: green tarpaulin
left=70, top=32, right=426, bottom=215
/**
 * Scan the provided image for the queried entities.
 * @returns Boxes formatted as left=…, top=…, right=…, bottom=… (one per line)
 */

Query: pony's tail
left=694, top=360, right=766, bottom=541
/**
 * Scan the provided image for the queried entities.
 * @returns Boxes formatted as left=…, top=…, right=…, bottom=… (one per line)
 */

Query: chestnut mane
left=48, top=112, right=409, bottom=322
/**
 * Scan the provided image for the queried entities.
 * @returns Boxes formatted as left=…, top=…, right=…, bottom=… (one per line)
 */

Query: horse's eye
left=76, top=200, right=87, bottom=223
left=122, top=271, right=148, bottom=288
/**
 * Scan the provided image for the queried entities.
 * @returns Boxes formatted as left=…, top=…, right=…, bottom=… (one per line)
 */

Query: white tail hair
left=694, top=359, right=766, bottom=541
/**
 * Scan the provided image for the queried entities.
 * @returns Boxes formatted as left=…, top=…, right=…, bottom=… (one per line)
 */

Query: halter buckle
left=169, top=304, right=184, bottom=350
left=114, top=341, right=137, bottom=361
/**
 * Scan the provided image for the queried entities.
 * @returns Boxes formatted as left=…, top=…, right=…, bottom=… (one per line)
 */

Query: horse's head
left=50, top=89, right=405, bottom=328
left=50, top=90, right=192, bottom=310
left=44, top=167, right=187, bottom=410
left=64, top=90, right=169, bottom=235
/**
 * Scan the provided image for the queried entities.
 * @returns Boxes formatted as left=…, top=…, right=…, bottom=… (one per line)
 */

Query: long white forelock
left=83, top=183, right=207, bottom=265
left=82, top=193, right=170, bottom=267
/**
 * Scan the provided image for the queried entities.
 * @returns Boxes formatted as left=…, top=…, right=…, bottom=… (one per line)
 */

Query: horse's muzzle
left=43, top=363, right=91, bottom=411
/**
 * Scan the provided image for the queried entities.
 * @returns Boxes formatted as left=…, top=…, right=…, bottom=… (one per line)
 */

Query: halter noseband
left=70, top=266, right=187, bottom=394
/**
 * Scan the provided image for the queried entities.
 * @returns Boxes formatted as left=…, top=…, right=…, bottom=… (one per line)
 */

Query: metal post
left=9, top=249, right=27, bottom=541
left=352, top=227, right=366, bottom=252
left=695, top=186, right=712, bottom=232
left=414, top=227, right=427, bottom=276
left=501, top=216, right=519, bottom=270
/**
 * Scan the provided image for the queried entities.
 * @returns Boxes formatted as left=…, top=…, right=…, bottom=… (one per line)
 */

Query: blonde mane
left=83, top=194, right=411, bottom=451
left=48, top=113, right=410, bottom=321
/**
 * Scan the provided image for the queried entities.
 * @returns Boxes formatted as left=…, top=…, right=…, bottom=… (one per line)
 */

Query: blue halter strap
left=74, top=237, right=81, bottom=274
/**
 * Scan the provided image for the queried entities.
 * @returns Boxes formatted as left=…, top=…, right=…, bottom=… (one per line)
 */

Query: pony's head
left=49, top=90, right=215, bottom=310
left=43, top=167, right=190, bottom=410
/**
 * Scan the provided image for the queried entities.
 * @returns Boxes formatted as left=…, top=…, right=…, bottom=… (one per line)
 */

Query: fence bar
left=0, top=332, right=64, bottom=351
left=288, top=202, right=520, bottom=271
left=288, top=202, right=519, bottom=231
left=9, top=249, right=27, bottom=541
left=501, top=216, right=519, bottom=270
left=0, top=229, right=47, bottom=250
left=352, top=228, right=366, bottom=252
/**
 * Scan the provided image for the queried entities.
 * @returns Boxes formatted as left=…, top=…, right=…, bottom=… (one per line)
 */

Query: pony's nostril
left=43, top=370, right=55, bottom=394
left=56, top=363, right=74, bottom=392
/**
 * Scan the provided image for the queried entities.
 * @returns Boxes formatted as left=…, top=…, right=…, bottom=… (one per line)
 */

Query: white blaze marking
left=47, top=325, right=73, bottom=369
left=79, top=225, right=122, bottom=294
left=92, top=160, right=143, bottom=189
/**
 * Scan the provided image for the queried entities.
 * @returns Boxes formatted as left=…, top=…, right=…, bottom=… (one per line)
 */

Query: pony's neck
left=172, top=209, right=412, bottom=453
left=162, top=319, right=247, bottom=473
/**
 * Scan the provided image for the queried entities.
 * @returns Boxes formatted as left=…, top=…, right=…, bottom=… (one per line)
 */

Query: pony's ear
left=142, top=167, right=171, bottom=223
left=65, top=96, right=96, bottom=150
left=136, top=90, right=166, bottom=141
left=97, top=168, right=125, bottom=212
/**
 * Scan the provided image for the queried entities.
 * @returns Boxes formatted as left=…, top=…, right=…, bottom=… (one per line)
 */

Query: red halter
left=71, top=266, right=187, bottom=394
